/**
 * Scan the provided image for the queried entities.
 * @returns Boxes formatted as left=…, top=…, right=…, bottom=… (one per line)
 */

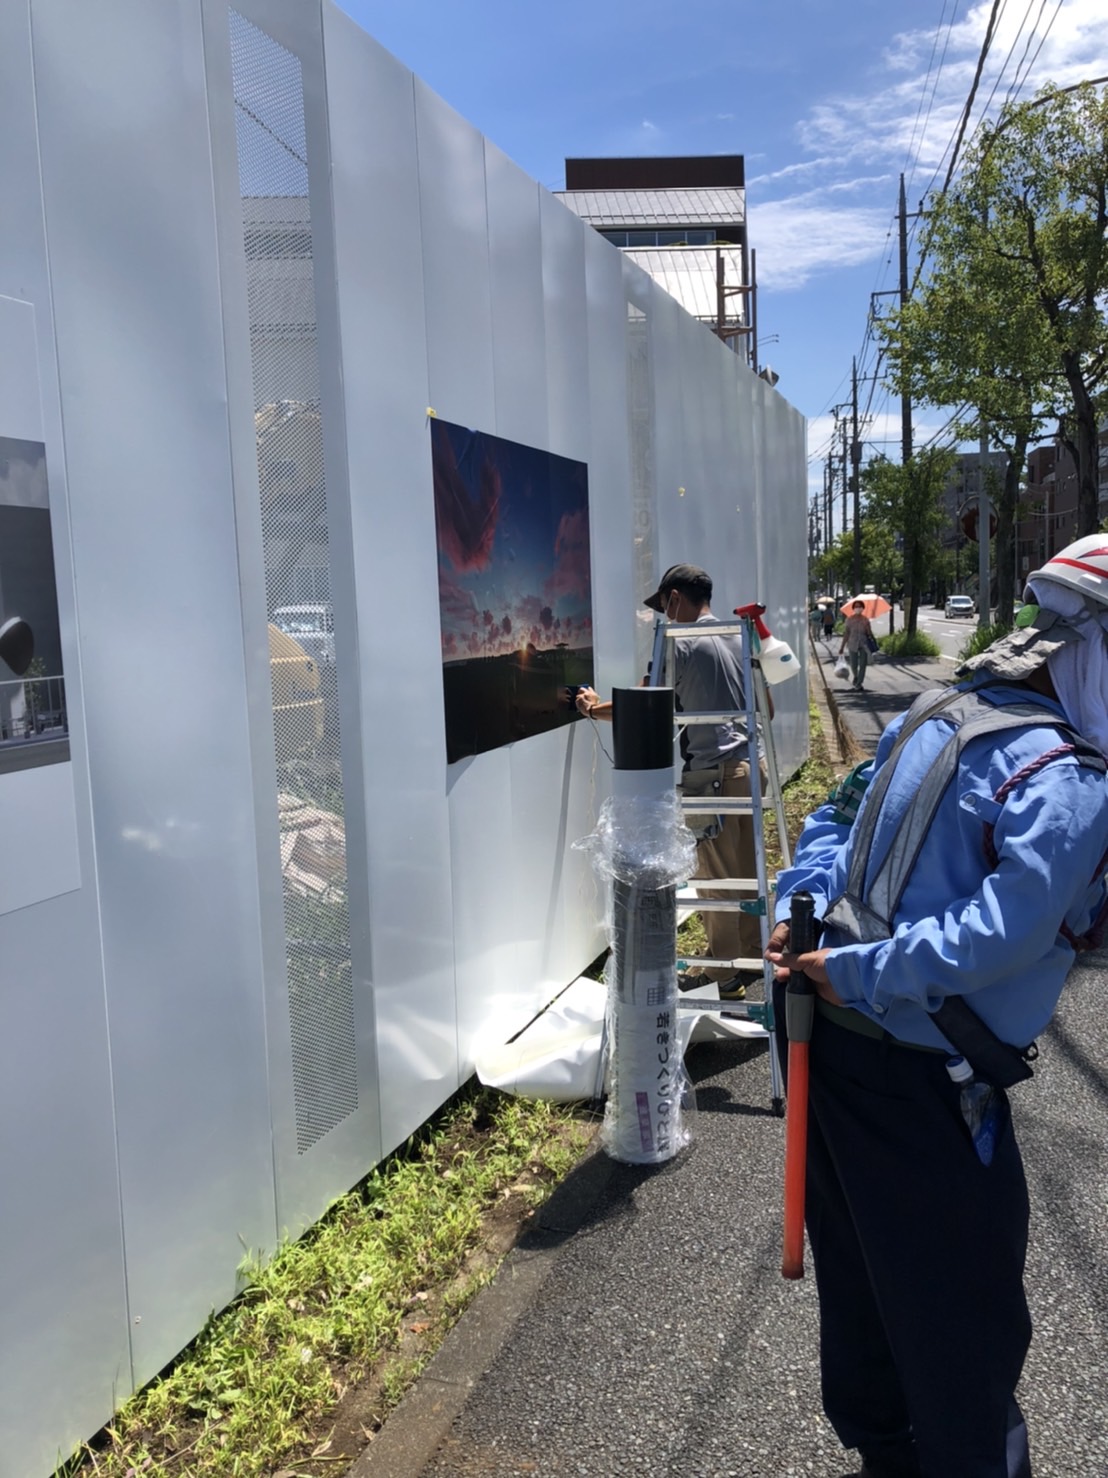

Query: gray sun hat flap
left=958, top=605, right=1081, bottom=682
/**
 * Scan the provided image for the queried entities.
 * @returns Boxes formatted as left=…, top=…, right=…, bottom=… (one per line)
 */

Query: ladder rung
left=678, top=897, right=765, bottom=913
left=674, top=711, right=751, bottom=726
left=678, top=877, right=763, bottom=889
left=674, top=999, right=770, bottom=1032
left=677, top=955, right=768, bottom=971
left=662, top=620, right=746, bottom=639
left=680, top=797, right=754, bottom=815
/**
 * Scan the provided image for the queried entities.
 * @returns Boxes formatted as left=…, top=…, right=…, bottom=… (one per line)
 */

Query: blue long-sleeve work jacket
left=774, top=682, right=1108, bottom=1050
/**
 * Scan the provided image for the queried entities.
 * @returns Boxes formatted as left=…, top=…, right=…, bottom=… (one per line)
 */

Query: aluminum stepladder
left=649, top=609, right=792, bottom=1113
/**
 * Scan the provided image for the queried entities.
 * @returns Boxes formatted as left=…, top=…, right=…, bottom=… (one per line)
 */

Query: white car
left=944, top=595, right=975, bottom=620
left=272, top=603, right=336, bottom=664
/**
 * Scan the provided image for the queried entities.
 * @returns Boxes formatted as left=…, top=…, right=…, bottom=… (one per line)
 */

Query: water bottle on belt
left=946, top=1055, right=1001, bottom=1166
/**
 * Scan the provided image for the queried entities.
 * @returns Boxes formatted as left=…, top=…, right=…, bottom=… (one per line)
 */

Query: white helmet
left=1027, top=536, right=1108, bottom=609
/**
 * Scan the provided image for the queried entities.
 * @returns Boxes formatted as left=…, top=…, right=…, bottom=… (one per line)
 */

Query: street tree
left=882, top=83, right=1108, bottom=583
left=878, top=190, right=1053, bottom=625
left=813, top=522, right=901, bottom=602
left=861, top=450, right=955, bottom=636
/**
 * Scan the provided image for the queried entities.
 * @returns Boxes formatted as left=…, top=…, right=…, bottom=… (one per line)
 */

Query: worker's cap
left=643, top=564, right=712, bottom=612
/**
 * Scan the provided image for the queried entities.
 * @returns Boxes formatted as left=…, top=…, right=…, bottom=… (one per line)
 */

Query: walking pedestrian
left=839, top=598, right=874, bottom=689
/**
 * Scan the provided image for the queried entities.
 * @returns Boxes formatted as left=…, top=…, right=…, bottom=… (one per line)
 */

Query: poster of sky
left=432, top=419, right=593, bottom=764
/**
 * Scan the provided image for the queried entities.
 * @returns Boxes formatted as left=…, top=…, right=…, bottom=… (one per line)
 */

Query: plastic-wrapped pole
left=781, top=891, right=817, bottom=1280
left=602, top=686, right=692, bottom=1164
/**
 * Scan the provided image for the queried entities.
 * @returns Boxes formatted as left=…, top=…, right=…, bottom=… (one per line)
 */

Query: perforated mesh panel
left=626, top=301, right=657, bottom=681
left=230, top=10, right=358, bottom=1154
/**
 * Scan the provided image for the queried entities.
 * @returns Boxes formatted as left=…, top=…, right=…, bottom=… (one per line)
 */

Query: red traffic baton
left=781, top=891, right=817, bottom=1280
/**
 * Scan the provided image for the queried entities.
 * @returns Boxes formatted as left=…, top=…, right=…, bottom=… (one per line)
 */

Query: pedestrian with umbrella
left=839, top=598, right=876, bottom=690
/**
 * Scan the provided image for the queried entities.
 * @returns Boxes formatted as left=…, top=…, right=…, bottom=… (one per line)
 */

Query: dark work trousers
left=773, top=985, right=1033, bottom=1478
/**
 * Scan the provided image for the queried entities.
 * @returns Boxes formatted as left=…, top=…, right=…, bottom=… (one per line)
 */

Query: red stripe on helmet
left=1048, top=554, right=1108, bottom=577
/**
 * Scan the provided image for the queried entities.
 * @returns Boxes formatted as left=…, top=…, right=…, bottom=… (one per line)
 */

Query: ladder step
left=662, top=620, right=746, bottom=639
left=679, top=796, right=754, bottom=815
left=678, top=897, right=766, bottom=914
left=678, top=955, right=768, bottom=972
left=674, top=999, right=771, bottom=1033
left=675, top=711, right=752, bottom=726
left=678, top=877, right=768, bottom=890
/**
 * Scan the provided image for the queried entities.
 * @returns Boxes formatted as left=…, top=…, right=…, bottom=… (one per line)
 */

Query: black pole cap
left=612, top=686, right=674, bottom=771
left=0, top=617, right=34, bottom=676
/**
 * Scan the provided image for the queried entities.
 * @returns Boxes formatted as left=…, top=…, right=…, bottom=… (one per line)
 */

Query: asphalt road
left=352, top=652, right=1108, bottom=1478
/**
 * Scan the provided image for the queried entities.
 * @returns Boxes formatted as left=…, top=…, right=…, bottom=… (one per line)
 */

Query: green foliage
left=878, top=629, right=942, bottom=660
left=861, top=451, right=956, bottom=633
left=880, top=83, right=1108, bottom=539
left=812, top=523, right=900, bottom=598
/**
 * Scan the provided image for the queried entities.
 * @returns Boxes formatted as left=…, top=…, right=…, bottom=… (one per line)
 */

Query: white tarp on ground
left=474, top=974, right=766, bottom=1103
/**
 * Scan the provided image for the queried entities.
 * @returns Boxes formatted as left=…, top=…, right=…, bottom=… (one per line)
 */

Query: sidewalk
left=349, top=652, right=1108, bottom=1478
left=808, top=630, right=953, bottom=760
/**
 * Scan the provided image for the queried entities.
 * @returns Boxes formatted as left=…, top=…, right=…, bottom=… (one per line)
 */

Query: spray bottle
left=733, top=603, right=799, bottom=685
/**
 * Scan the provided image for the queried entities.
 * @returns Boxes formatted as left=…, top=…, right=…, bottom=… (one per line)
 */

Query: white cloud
left=752, top=196, right=891, bottom=291
left=752, top=0, right=1108, bottom=297
left=747, top=157, right=837, bottom=188
left=797, top=0, right=1108, bottom=177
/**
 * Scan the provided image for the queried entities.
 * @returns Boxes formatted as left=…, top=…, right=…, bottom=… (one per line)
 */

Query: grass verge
left=876, top=629, right=942, bottom=659
left=60, top=1089, right=596, bottom=1478
left=957, top=621, right=1010, bottom=663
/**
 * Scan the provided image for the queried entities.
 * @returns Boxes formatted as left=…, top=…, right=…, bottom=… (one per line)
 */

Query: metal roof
left=623, top=245, right=746, bottom=326
left=553, top=186, right=745, bottom=227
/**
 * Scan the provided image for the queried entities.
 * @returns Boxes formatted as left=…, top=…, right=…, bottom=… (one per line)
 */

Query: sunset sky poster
left=431, top=419, right=593, bottom=764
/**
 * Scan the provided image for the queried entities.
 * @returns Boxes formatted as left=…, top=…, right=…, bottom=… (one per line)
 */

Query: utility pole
left=851, top=357, right=862, bottom=597
left=840, top=417, right=848, bottom=542
left=898, top=173, right=913, bottom=634
left=978, top=426, right=991, bottom=627
left=977, top=204, right=991, bottom=631
left=898, top=176, right=913, bottom=468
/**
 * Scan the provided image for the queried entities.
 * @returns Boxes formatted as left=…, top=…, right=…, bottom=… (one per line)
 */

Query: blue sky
left=340, top=1, right=1107, bottom=501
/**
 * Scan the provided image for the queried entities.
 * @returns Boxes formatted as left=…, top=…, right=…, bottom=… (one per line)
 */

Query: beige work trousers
left=690, top=759, right=765, bottom=981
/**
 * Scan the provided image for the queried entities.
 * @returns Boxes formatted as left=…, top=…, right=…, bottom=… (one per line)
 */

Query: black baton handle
left=785, top=892, right=818, bottom=1043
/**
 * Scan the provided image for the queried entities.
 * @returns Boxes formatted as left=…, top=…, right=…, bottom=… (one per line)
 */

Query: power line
left=941, top=0, right=1005, bottom=195
left=1005, top=0, right=1066, bottom=101
left=987, top=0, right=1048, bottom=114
left=904, top=0, right=961, bottom=199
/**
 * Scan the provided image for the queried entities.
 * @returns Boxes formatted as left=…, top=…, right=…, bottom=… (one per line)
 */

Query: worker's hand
left=575, top=685, right=600, bottom=716
left=765, top=945, right=843, bottom=1005
left=765, top=921, right=790, bottom=960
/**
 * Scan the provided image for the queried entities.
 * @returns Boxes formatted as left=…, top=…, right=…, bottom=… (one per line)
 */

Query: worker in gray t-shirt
left=575, top=563, right=771, bottom=1001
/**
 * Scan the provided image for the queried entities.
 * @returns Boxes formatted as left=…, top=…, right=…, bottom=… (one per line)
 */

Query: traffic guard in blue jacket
left=768, top=536, right=1108, bottom=1478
